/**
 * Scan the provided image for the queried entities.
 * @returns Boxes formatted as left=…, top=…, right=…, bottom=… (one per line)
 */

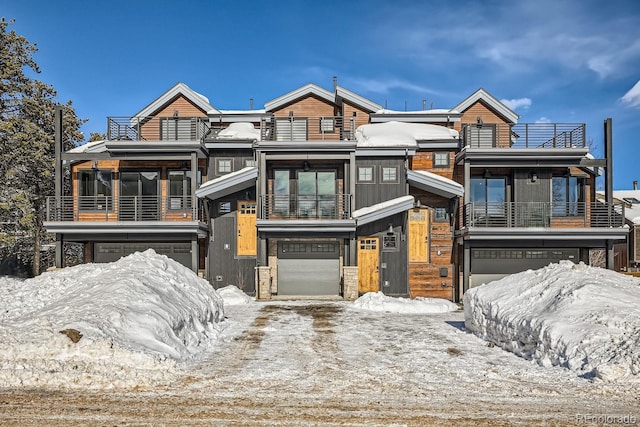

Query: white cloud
left=347, top=77, right=445, bottom=97
left=535, top=117, right=551, bottom=124
left=500, top=98, right=532, bottom=111
left=620, top=80, right=640, bottom=108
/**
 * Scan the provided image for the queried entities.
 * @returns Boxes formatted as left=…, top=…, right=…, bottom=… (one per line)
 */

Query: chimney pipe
left=423, top=100, right=427, bottom=111
left=333, top=76, right=337, bottom=91
left=250, top=98, right=253, bottom=110
left=634, top=180, right=638, bottom=191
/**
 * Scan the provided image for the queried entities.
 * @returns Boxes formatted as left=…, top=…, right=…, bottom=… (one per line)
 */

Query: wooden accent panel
left=140, top=95, right=208, bottom=141
left=358, top=237, right=379, bottom=293
left=271, top=96, right=339, bottom=141
left=342, top=102, right=372, bottom=129
left=236, top=201, right=257, bottom=256
left=409, top=208, right=429, bottom=262
left=409, top=264, right=453, bottom=299
left=456, top=100, right=511, bottom=148
left=410, top=151, right=455, bottom=180
left=550, top=217, right=587, bottom=228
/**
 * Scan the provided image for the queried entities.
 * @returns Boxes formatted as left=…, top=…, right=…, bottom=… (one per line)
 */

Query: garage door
left=277, top=241, right=340, bottom=295
left=94, top=242, right=193, bottom=269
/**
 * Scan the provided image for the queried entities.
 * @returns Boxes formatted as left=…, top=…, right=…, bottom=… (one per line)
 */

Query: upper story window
left=217, top=159, right=232, bottom=175
left=552, top=176, right=580, bottom=216
left=358, top=166, right=374, bottom=183
left=434, top=207, right=448, bottom=222
left=78, top=169, right=112, bottom=211
left=275, top=117, right=308, bottom=141
left=470, top=177, right=506, bottom=216
left=381, top=167, right=398, bottom=183
left=433, top=152, right=450, bottom=168
left=168, top=169, right=201, bottom=209
left=245, top=159, right=257, bottom=168
left=465, top=124, right=495, bottom=148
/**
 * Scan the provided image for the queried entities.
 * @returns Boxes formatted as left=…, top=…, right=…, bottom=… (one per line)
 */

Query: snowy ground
left=0, top=253, right=638, bottom=425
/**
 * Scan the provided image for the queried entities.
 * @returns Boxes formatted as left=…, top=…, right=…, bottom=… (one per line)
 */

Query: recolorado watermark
left=575, top=414, right=637, bottom=425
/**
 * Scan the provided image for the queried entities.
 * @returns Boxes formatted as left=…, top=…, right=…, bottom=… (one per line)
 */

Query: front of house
left=44, top=81, right=627, bottom=301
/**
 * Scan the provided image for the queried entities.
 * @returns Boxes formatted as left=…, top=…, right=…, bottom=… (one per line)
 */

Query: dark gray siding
left=514, top=168, right=551, bottom=203
left=355, top=157, right=406, bottom=209
left=357, top=212, right=408, bottom=296
left=208, top=149, right=255, bottom=178
left=207, top=189, right=256, bottom=294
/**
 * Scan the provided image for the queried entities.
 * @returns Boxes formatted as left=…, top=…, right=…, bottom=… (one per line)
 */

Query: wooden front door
left=409, top=208, right=429, bottom=262
left=358, top=237, right=379, bottom=293
left=236, top=201, right=257, bottom=256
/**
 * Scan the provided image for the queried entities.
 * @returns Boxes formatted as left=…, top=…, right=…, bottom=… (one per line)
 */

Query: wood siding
left=457, top=100, right=512, bottom=148
left=271, top=96, right=339, bottom=141
left=140, top=95, right=208, bottom=141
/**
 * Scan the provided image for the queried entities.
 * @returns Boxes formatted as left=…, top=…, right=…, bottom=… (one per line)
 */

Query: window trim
left=357, top=166, right=375, bottom=184
left=216, top=158, right=233, bottom=175
left=78, top=168, right=114, bottom=212
left=382, top=233, right=399, bottom=252
left=433, top=152, right=450, bottom=168
left=434, top=207, right=448, bottom=222
left=380, top=166, right=399, bottom=184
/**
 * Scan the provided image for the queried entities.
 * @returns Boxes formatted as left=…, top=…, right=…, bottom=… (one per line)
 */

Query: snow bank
left=0, top=250, right=224, bottom=389
left=352, top=292, right=459, bottom=314
left=464, top=261, right=640, bottom=382
left=218, top=285, right=254, bottom=305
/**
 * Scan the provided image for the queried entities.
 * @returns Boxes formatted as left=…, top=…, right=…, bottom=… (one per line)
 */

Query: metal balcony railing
left=461, top=123, right=586, bottom=149
left=258, top=115, right=358, bottom=142
left=461, top=201, right=624, bottom=228
left=45, top=196, right=201, bottom=222
left=260, top=194, right=352, bottom=220
left=107, top=116, right=210, bottom=141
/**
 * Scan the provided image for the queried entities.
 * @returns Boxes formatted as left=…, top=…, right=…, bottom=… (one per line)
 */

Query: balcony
left=257, top=115, right=358, bottom=142
left=107, top=116, right=210, bottom=142
left=462, top=123, right=586, bottom=149
left=461, top=201, right=624, bottom=228
left=260, top=194, right=352, bottom=220
left=45, top=196, right=202, bottom=222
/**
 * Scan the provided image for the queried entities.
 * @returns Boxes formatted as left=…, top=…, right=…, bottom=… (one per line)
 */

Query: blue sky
left=4, top=0, right=640, bottom=189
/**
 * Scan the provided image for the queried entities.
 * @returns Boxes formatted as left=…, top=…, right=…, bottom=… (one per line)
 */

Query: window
left=434, top=207, right=448, bottom=222
left=275, top=117, right=308, bottom=141
left=217, top=159, right=232, bottom=175
left=552, top=176, right=580, bottom=216
left=169, top=170, right=201, bottom=210
left=218, top=201, right=231, bottom=214
left=78, top=169, right=112, bottom=211
left=381, top=167, right=398, bottom=183
left=319, top=117, right=335, bottom=133
left=382, top=234, right=398, bottom=251
left=244, top=159, right=257, bottom=168
left=470, top=177, right=506, bottom=217
left=433, top=152, right=449, bottom=168
left=358, top=166, right=374, bottom=183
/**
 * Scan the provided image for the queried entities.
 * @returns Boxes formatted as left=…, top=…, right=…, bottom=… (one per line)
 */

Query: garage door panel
left=278, top=259, right=340, bottom=295
left=94, top=242, right=192, bottom=269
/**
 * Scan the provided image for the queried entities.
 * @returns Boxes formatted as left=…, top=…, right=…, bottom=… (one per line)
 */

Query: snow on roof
left=67, top=139, right=107, bottom=153
left=216, top=122, right=261, bottom=140
left=604, top=190, right=640, bottom=223
left=352, top=195, right=415, bottom=225
left=408, top=169, right=464, bottom=198
left=0, top=250, right=224, bottom=389
left=375, top=108, right=458, bottom=115
left=355, top=121, right=458, bottom=148
left=464, top=261, right=640, bottom=382
left=196, top=166, right=258, bottom=200
left=217, top=109, right=267, bottom=114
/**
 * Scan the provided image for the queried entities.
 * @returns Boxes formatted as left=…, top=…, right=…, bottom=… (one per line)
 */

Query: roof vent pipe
left=423, top=100, right=427, bottom=111
left=333, top=76, right=337, bottom=91
left=634, top=180, right=638, bottom=190
left=250, top=98, right=253, bottom=110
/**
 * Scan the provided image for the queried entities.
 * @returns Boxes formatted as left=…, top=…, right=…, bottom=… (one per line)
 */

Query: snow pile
left=464, top=261, right=640, bottom=382
left=352, top=292, right=459, bottom=314
left=0, top=250, right=224, bottom=389
left=217, top=285, right=254, bottom=305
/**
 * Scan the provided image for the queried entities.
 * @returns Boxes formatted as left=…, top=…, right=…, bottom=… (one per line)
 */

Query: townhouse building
left=45, top=81, right=627, bottom=301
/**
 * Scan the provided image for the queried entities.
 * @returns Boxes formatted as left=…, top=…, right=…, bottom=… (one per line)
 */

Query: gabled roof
left=134, top=82, right=219, bottom=117
left=352, top=196, right=415, bottom=226
left=195, top=167, right=257, bottom=200
left=454, top=88, right=519, bottom=124
left=335, top=85, right=382, bottom=112
left=264, top=83, right=335, bottom=111
left=408, top=170, right=464, bottom=199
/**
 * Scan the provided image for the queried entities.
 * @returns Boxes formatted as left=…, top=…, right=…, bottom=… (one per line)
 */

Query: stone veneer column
left=342, top=266, right=359, bottom=301
left=256, top=266, right=272, bottom=300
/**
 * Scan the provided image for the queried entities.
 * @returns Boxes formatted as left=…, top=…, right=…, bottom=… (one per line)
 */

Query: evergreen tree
left=0, top=18, right=85, bottom=276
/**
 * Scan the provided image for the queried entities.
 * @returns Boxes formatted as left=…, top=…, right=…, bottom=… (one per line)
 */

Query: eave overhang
left=256, top=219, right=356, bottom=233
left=43, top=221, right=209, bottom=238
left=255, top=141, right=356, bottom=153
left=408, top=170, right=464, bottom=199
left=457, top=227, right=629, bottom=241
left=196, top=167, right=257, bottom=200
left=456, top=147, right=590, bottom=167
left=102, top=141, right=209, bottom=158
left=352, top=196, right=415, bottom=226
left=370, top=112, right=461, bottom=123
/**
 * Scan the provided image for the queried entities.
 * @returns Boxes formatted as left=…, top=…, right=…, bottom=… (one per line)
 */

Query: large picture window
left=470, top=177, right=506, bottom=218
left=552, top=176, right=580, bottom=216
left=78, top=169, right=112, bottom=211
